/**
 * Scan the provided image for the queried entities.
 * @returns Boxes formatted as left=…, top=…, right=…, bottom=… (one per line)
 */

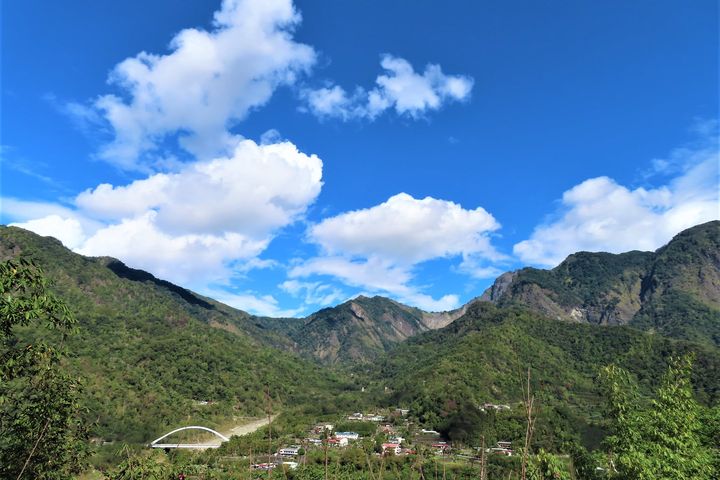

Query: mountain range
left=1, top=220, right=718, bottom=445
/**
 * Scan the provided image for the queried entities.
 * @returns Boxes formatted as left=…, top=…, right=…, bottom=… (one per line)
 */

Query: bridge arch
left=150, top=426, right=230, bottom=446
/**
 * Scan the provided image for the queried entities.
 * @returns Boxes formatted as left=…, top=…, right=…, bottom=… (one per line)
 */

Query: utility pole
left=265, top=385, right=273, bottom=479
left=520, top=368, right=537, bottom=480
left=479, top=436, right=487, bottom=480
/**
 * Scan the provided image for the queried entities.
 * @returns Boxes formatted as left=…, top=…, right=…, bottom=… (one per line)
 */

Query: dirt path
left=219, top=415, right=278, bottom=440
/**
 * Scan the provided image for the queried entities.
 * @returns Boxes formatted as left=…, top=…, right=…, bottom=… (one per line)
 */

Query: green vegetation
left=258, top=295, right=432, bottom=365
left=598, top=355, right=715, bottom=479
left=0, top=258, right=89, bottom=479
left=0, top=226, right=354, bottom=444
left=366, top=302, right=720, bottom=451
left=486, top=220, right=720, bottom=346
left=2, top=222, right=719, bottom=479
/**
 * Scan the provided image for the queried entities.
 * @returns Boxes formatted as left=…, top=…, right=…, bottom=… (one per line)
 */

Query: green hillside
left=482, top=220, right=720, bottom=345
left=257, top=295, right=471, bottom=365
left=0, top=226, right=353, bottom=443
left=366, top=302, right=720, bottom=449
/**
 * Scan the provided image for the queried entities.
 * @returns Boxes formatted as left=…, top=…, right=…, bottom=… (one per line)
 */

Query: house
left=381, top=424, right=396, bottom=434
left=312, top=424, right=334, bottom=434
left=432, top=442, right=450, bottom=454
left=491, top=447, right=513, bottom=456
left=388, top=436, right=404, bottom=445
left=382, top=443, right=401, bottom=455
left=335, top=432, right=359, bottom=440
left=395, top=408, right=410, bottom=416
left=306, top=438, right=323, bottom=446
left=366, top=414, right=385, bottom=422
left=278, top=446, right=300, bottom=457
left=327, top=437, right=349, bottom=447
left=281, top=462, right=298, bottom=470
left=347, top=413, right=364, bottom=420
left=492, top=441, right=513, bottom=456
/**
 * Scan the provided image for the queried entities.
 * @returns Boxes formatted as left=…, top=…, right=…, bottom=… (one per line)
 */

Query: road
left=223, top=415, right=276, bottom=437
left=213, top=415, right=278, bottom=444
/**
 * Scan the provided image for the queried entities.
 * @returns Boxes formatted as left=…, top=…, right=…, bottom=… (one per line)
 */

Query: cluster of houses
left=266, top=407, right=517, bottom=467
left=303, top=425, right=361, bottom=449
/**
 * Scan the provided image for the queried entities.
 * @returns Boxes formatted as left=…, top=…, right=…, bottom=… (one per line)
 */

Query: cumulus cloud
left=6, top=138, right=323, bottom=288
left=78, top=213, right=268, bottom=284
left=80, top=0, right=316, bottom=169
left=302, top=54, right=473, bottom=121
left=309, top=193, right=499, bottom=263
left=290, top=193, right=501, bottom=311
left=514, top=138, right=720, bottom=266
left=10, top=215, right=87, bottom=250
left=76, top=140, right=322, bottom=236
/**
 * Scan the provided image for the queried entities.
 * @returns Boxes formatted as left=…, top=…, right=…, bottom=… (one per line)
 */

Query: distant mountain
left=0, top=226, right=350, bottom=443
left=368, top=301, right=720, bottom=449
left=261, top=295, right=474, bottom=365
left=481, top=220, right=720, bottom=345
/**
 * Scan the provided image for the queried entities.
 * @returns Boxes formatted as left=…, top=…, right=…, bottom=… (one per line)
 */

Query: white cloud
left=10, top=215, right=86, bottom=250
left=203, top=289, right=303, bottom=317
left=76, top=139, right=322, bottom=237
left=291, top=193, right=501, bottom=311
left=290, top=256, right=412, bottom=294
left=302, top=54, right=473, bottom=121
left=5, top=138, right=323, bottom=288
left=289, top=256, right=459, bottom=311
left=514, top=140, right=720, bottom=267
left=77, top=212, right=268, bottom=285
left=279, top=279, right=346, bottom=307
left=83, top=0, right=316, bottom=169
left=308, top=193, right=500, bottom=264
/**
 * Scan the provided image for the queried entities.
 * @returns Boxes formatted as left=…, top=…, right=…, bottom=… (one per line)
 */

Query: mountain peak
left=480, top=221, right=720, bottom=344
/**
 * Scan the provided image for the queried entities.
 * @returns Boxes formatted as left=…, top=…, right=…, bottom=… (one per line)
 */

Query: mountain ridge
left=480, top=220, right=719, bottom=345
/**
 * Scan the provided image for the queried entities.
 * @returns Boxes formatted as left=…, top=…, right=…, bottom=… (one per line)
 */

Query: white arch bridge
left=149, top=426, right=230, bottom=450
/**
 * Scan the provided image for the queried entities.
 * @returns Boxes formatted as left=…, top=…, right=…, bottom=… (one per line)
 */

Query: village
left=249, top=406, right=515, bottom=472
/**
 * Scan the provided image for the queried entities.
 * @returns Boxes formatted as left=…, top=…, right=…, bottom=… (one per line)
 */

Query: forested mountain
left=366, top=301, right=720, bottom=449
left=480, top=220, right=720, bottom=345
left=0, top=226, right=355, bottom=443
left=258, top=295, right=473, bottom=364
left=2, top=220, right=718, bottom=450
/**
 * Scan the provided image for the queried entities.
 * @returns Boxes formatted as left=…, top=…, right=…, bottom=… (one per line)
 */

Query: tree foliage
left=599, top=355, right=714, bottom=479
left=0, top=258, right=89, bottom=479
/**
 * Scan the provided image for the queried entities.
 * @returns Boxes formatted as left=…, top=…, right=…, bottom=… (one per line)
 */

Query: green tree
left=110, top=447, right=172, bottom=480
left=528, top=449, right=571, bottom=480
left=599, top=356, right=714, bottom=479
left=0, top=258, right=88, bottom=479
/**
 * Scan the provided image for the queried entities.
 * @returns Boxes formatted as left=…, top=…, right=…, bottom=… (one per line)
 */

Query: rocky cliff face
left=480, top=221, right=720, bottom=344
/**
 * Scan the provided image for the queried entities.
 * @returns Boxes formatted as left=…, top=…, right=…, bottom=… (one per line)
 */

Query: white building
left=382, top=443, right=401, bottom=455
left=278, top=446, right=300, bottom=457
left=335, top=432, right=359, bottom=440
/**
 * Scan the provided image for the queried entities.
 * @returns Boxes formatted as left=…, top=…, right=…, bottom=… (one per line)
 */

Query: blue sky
left=2, top=0, right=718, bottom=316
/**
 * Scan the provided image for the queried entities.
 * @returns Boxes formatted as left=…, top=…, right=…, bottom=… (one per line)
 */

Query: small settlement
left=250, top=405, right=517, bottom=471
